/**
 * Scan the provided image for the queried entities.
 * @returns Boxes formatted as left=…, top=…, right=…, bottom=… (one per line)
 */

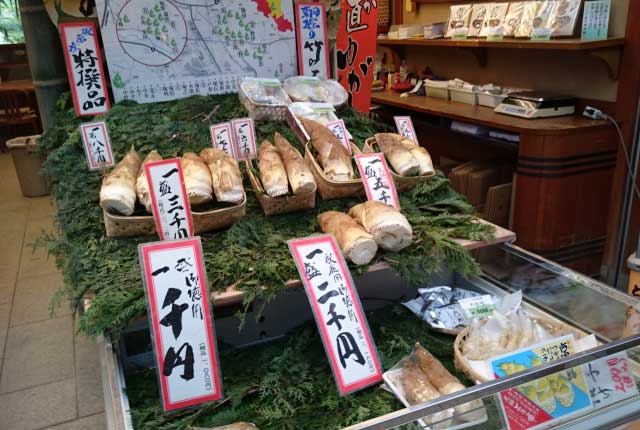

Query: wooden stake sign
left=394, top=116, right=418, bottom=143
left=210, top=122, right=236, bottom=159
left=288, top=234, right=383, bottom=396
left=79, top=121, right=114, bottom=170
left=231, top=118, right=257, bottom=161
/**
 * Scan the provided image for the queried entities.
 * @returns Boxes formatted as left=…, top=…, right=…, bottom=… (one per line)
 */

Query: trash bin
left=6, top=135, right=51, bottom=197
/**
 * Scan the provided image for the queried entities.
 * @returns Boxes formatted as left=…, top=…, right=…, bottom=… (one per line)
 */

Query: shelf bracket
left=588, top=48, right=622, bottom=80
left=460, top=47, right=488, bottom=68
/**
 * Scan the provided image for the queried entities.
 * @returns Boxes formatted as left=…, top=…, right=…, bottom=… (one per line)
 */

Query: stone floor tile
left=75, top=332, right=105, bottom=417
left=18, top=241, right=59, bottom=280
left=29, top=197, right=56, bottom=219
left=0, top=302, right=10, bottom=361
left=44, top=413, right=106, bottom=430
left=0, top=317, right=74, bottom=393
left=11, top=272, right=70, bottom=326
left=0, top=265, right=18, bottom=305
left=0, top=378, right=77, bottom=430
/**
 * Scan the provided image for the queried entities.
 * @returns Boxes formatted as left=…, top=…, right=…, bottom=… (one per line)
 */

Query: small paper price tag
left=325, top=119, right=351, bottom=154
left=487, top=27, right=504, bottom=41
left=355, top=153, right=400, bottom=210
left=210, top=122, right=236, bottom=159
left=452, top=27, right=469, bottom=39
left=585, top=352, right=638, bottom=409
left=394, top=116, right=418, bottom=143
left=79, top=121, right=114, bottom=170
left=288, top=234, right=383, bottom=396
left=231, top=118, right=257, bottom=161
left=145, top=158, right=194, bottom=240
left=458, top=294, right=494, bottom=318
left=139, top=237, right=223, bottom=411
left=531, top=27, right=552, bottom=41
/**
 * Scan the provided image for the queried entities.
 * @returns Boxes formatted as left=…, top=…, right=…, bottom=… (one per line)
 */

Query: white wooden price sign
left=209, top=122, right=236, bottom=159
left=231, top=118, right=257, bottom=161
left=355, top=153, right=400, bottom=210
left=325, top=119, right=351, bottom=154
left=139, top=237, right=223, bottom=411
left=295, top=2, right=330, bottom=79
left=59, top=22, right=110, bottom=117
left=145, top=159, right=194, bottom=240
left=394, top=116, right=418, bottom=143
left=79, top=121, right=114, bottom=170
left=288, top=235, right=383, bottom=395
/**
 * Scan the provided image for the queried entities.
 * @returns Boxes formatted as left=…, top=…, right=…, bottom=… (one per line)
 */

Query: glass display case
left=98, top=243, right=640, bottom=430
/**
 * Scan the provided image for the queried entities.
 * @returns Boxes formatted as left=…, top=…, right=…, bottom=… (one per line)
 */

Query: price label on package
left=288, top=235, right=383, bottom=396
left=487, top=27, right=504, bottom=41
left=355, top=153, right=400, bottom=210
left=231, top=118, right=257, bottom=161
left=79, top=121, right=114, bottom=170
left=209, top=122, right=236, bottom=159
left=394, top=116, right=418, bottom=143
left=452, top=27, right=469, bottom=39
left=325, top=119, right=351, bottom=154
left=145, top=158, right=194, bottom=240
left=458, top=294, right=494, bottom=318
left=531, top=27, right=552, bottom=41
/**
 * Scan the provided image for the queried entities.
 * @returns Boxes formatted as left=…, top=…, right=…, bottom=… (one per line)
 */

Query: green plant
left=0, top=0, right=24, bottom=44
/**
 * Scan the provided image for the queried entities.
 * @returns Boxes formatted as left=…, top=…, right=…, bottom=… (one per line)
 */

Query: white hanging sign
left=295, top=2, right=330, bottom=79
left=79, top=121, right=114, bottom=170
left=355, top=153, right=400, bottom=210
left=145, top=158, right=194, bottom=240
left=231, top=118, right=257, bottom=161
left=288, top=235, right=383, bottom=395
left=139, top=237, right=223, bottom=411
left=209, top=123, right=236, bottom=159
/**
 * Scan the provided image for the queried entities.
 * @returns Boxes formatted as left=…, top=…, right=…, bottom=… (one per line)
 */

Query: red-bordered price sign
left=209, top=122, right=236, bottom=159
left=394, top=116, right=418, bottom=143
left=231, top=118, right=257, bottom=161
left=79, top=121, right=114, bottom=170
left=355, top=153, right=400, bottom=210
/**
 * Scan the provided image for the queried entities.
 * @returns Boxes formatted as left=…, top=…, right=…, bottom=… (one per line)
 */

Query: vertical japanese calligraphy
left=231, top=118, right=258, bottom=161
left=145, top=159, right=194, bottom=240
left=394, top=116, right=418, bottom=144
left=325, top=119, right=351, bottom=154
left=288, top=235, right=383, bottom=395
left=355, top=153, right=400, bottom=209
left=59, top=22, right=110, bottom=117
left=336, top=0, right=378, bottom=112
left=209, top=123, right=237, bottom=159
left=295, top=2, right=330, bottom=79
left=79, top=121, right=115, bottom=170
left=139, top=237, right=223, bottom=411
left=584, top=351, right=638, bottom=409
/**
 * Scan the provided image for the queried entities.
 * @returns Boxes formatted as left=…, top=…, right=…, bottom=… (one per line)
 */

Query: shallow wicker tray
left=245, top=159, right=316, bottom=216
left=103, top=193, right=246, bottom=237
left=453, top=316, right=585, bottom=384
left=364, top=137, right=435, bottom=192
left=304, top=141, right=364, bottom=200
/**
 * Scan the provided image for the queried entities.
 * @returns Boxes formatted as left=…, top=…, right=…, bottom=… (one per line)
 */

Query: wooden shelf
left=377, top=37, right=625, bottom=51
left=371, top=91, right=611, bottom=135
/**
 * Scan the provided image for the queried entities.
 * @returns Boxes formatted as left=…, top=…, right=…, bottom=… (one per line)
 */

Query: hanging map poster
left=95, top=0, right=298, bottom=103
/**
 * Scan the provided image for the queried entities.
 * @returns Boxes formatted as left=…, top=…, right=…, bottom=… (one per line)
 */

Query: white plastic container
left=425, top=80, right=450, bottom=100
left=477, top=91, right=508, bottom=108
left=449, top=86, right=477, bottom=105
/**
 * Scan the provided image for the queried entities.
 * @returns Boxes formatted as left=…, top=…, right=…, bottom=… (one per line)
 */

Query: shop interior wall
left=381, top=0, right=630, bottom=103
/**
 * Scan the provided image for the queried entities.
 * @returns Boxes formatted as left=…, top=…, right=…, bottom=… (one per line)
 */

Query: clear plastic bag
left=283, top=77, right=348, bottom=107
left=238, top=78, right=291, bottom=121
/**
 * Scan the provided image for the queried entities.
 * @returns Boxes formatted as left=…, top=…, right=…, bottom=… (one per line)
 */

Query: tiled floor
left=0, top=154, right=105, bottom=429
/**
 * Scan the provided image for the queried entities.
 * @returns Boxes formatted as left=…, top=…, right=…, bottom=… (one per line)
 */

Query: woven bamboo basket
left=103, top=194, right=246, bottom=237
left=304, top=141, right=364, bottom=200
left=245, top=159, right=316, bottom=216
left=453, top=316, right=585, bottom=384
left=364, top=137, right=435, bottom=192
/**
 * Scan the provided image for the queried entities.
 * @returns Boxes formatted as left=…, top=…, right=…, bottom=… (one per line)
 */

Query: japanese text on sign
left=585, top=351, right=638, bottom=409
left=210, top=123, right=236, bottom=159
left=355, top=153, right=400, bottom=210
left=288, top=235, right=383, bottom=395
left=325, top=119, right=351, bottom=154
left=581, top=0, right=611, bottom=41
left=145, top=159, right=194, bottom=240
left=231, top=118, right=257, bottom=161
left=394, top=116, right=418, bottom=144
left=79, top=121, right=114, bottom=170
left=295, top=2, right=330, bottom=79
left=336, top=0, right=378, bottom=112
left=458, top=295, right=494, bottom=319
left=60, top=22, right=110, bottom=116
left=139, top=237, right=223, bottom=411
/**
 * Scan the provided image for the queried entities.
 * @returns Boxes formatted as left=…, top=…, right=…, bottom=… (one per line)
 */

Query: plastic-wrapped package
left=238, top=78, right=291, bottom=121
left=549, top=0, right=582, bottom=36
left=468, top=3, right=490, bottom=38
left=532, top=0, right=555, bottom=30
left=288, top=102, right=338, bottom=125
left=515, top=1, right=539, bottom=37
left=503, top=2, right=526, bottom=37
left=479, top=2, right=509, bottom=37
left=283, top=77, right=348, bottom=107
left=446, top=4, right=472, bottom=37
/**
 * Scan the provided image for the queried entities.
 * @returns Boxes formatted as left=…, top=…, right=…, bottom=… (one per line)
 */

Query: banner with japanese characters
left=145, top=159, right=194, bottom=240
left=231, top=118, right=257, bottom=161
left=355, top=153, right=400, bottom=210
left=79, top=121, right=114, bottom=170
left=325, top=119, right=351, bottom=154
left=394, top=116, right=418, bottom=143
left=59, top=22, right=110, bottom=116
left=288, top=234, right=383, bottom=395
left=295, top=2, right=330, bottom=79
left=139, top=237, right=223, bottom=411
left=210, top=123, right=236, bottom=159
left=336, top=0, right=378, bottom=112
